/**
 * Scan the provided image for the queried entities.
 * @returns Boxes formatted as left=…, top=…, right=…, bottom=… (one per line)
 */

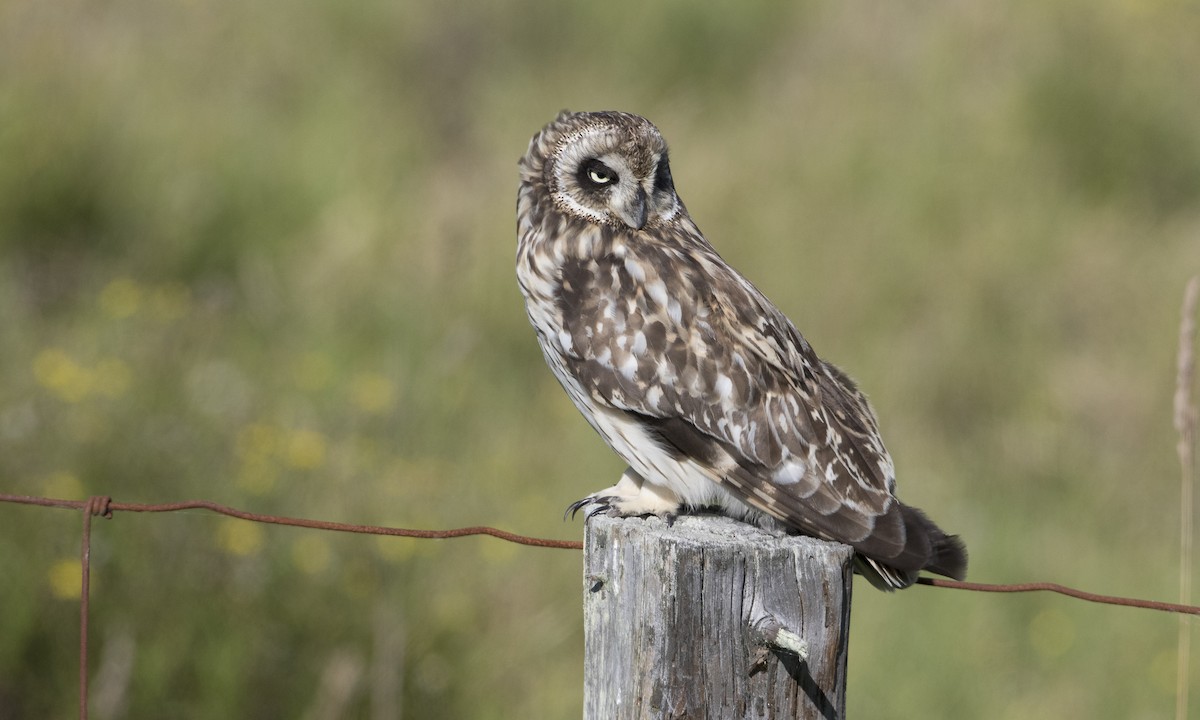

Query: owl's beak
left=616, top=186, right=649, bottom=231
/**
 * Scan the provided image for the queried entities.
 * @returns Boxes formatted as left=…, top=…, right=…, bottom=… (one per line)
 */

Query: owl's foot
left=565, top=467, right=683, bottom=522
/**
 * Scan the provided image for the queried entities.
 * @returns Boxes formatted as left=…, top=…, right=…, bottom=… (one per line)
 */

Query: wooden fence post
left=583, top=513, right=854, bottom=720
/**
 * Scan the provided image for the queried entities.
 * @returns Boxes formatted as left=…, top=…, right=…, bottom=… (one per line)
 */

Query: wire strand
left=0, top=493, right=584, bottom=549
left=915, top=577, right=1200, bottom=616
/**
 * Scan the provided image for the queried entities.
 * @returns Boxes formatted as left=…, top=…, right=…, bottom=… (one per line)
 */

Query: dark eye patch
left=579, top=159, right=617, bottom=188
left=653, top=155, right=674, bottom=193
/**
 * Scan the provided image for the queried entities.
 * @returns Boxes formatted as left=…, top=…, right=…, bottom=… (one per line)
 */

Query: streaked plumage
left=516, top=110, right=966, bottom=589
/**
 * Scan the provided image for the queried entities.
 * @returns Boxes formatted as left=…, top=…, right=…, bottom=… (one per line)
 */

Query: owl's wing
left=556, top=243, right=954, bottom=581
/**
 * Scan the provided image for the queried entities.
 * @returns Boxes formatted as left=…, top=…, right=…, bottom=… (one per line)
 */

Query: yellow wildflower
left=285, top=429, right=327, bottom=469
left=217, top=518, right=264, bottom=556
left=351, top=372, right=398, bottom=414
left=99, top=278, right=142, bottom=319
left=48, top=559, right=83, bottom=600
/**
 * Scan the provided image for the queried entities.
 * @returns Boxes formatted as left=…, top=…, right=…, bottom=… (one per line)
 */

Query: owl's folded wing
left=555, top=247, right=919, bottom=563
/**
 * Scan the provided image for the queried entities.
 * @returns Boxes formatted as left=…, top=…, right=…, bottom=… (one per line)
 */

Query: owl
left=515, top=110, right=966, bottom=590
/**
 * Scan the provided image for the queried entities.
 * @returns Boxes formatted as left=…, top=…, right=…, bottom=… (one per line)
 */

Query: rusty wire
left=2, top=493, right=584, bottom=548
left=1, top=491, right=1197, bottom=719
left=916, top=577, right=1200, bottom=616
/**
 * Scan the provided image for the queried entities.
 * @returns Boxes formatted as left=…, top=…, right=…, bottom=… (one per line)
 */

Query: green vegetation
left=1, top=0, right=1197, bottom=717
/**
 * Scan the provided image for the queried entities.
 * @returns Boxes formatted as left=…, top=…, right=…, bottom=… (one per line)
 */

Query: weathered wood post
left=583, top=513, right=854, bottom=720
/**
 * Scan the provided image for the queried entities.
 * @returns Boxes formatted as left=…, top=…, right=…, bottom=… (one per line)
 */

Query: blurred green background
left=1, top=0, right=1198, bottom=717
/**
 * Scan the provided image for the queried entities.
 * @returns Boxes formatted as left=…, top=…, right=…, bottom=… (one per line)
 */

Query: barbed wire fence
left=1, top=490, right=1197, bottom=720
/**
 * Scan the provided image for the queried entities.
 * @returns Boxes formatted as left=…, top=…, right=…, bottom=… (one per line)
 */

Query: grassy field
left=1, top=0, right=1198, bottom=717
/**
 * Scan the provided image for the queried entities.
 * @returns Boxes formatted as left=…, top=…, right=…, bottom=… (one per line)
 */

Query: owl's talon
left=586, top=503, right=613, bottom=520
left=566, top=495, right=618, bottom=521
left=564, top=497, right=592, bottom=521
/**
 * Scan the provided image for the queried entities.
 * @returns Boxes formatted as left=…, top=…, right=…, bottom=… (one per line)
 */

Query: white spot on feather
left=824, top=463, right=837, bottom=482
left=631, top=331, right=647, bottom=355
left=576, top=232, right=595, bottom=257
left=774, top=459, right=807, bottom=485
left=619, top=353, right=637, bottom=380
left=624, top=256, right=646, bottom=283
left=714, top=374, right=733, bottom=400
left=646, top=279, right=669, bottom=308
left=667, top=299, right=682, bottom=324
left=655, top=358, right=677, bottom=384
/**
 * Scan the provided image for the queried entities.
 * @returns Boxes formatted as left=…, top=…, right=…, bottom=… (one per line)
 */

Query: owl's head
left=521, top=110, right=681, bottom=231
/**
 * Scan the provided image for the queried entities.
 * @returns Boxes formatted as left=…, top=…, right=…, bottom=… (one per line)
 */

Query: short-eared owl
left=515, top=110, right=966, bottom=589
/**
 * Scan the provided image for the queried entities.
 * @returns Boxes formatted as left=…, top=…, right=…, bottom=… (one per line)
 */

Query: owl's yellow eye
left=582, top=160, right=616, bottom=187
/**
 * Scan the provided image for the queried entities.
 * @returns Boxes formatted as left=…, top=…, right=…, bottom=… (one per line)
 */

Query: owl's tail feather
left=857, top=504, right=968, bottom=591
left=909, top=506, right=968, bottom=581
left=926, top=532, right=969, bottom=581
